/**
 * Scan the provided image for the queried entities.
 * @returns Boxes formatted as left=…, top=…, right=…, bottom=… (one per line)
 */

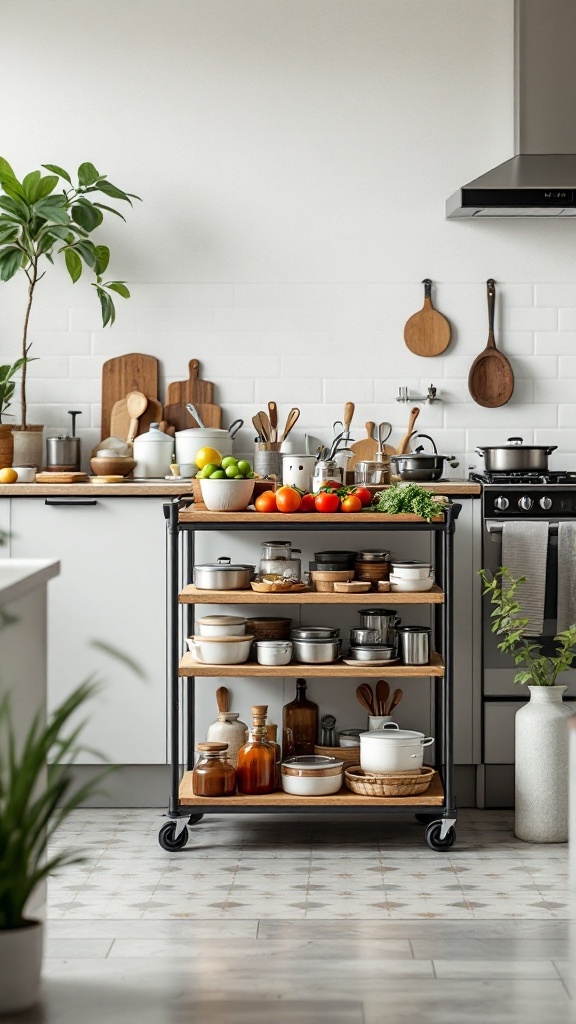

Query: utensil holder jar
left=254, top=442, right=282, bottom=480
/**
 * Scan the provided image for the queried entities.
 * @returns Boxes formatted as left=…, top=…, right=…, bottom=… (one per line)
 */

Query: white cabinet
left=9, top=497, right=167, bottom=764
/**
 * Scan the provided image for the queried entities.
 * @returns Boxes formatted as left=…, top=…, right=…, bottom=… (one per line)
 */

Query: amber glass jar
left=283, top=679, right=318, bottom=756
left=237, top=706, right=276, bottom=794
left=192, top=742, right=236, bottom=797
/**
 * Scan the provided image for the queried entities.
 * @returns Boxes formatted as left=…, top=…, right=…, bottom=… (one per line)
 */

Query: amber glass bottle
left=282, top=678, right=319, bottom=756
left=236, top=705, right=277, bottom=794
left=192, top=742, right=236, bottom=797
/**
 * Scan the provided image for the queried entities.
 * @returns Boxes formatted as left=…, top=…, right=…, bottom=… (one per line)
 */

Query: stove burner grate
left=470, top=470, right=576, bottom=486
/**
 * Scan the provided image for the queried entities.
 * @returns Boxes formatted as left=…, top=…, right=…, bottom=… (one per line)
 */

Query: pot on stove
left=476, top=437, right=557, bottom=473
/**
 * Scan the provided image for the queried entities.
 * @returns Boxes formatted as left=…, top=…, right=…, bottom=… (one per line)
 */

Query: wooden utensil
left=356, top=683, right=376, bottom=716
left=257, top=411, right=271, bottom=442
left=101, top=353, right=158, bottom=440
left=343, top=401, right=355, bottom=438
left=404, top=279, right=451, bottom=357
left=348, top=422, right=378, bottom=470
left=110, top=395, right=164, bottom=442
left=376, top=679, right=390, bottom=717
left=280, top=407, right=300, bottom=443
left=268, top=402, right=278, bottom=442
left=396, top=406, right=420, bottom=454
left=468, top=279, right=514, bottom=408
left=126, top=391, right=148, bottom=443
left=216, top=686, right=229, bottom=714
left=387, top=688, right=403, bottom=715
left=163, top=359, right=222, bottom=431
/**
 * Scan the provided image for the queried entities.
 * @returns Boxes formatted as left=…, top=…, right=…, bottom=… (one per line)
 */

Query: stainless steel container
left=292, top=637, right=342, bottom=663
left=347, top=644, right=396, bottom=662
left=389, top=453, right=455, bottom=481
left=358, top=609, right=401, bottom=646
left=193, top=557, right=255, bottom=590
left=45, top=410, right=82, bottom=471
left=475, top=437, right=557, bottom=473
left=349, top=627, right=380, bottom=646
left=397, top=625, right=431, bottom=665
left=291, top=626, right=339, bottom=640
left=354, top=455, right=390, bottom=486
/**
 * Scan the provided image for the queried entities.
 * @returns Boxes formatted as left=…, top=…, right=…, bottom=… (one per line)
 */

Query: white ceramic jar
left=133, top=423, right=174, bottom=478
left=197, top=615, right=246, bottom=637
left=175, top=428, right=233, bottom=469
left=515, top=685, right=571, bottom=843
left=206, top=711, right=249, bottom=767
left=359, top=729, right=434, bottom=773
left=282, top=454, right=316, bottom=491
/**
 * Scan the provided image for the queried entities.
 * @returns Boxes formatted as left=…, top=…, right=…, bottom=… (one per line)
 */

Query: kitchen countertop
left=0, top=478, right=480, bottom=498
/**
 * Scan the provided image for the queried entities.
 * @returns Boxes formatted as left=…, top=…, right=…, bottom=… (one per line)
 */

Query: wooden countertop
left=0, top=481, right=192, bottom=497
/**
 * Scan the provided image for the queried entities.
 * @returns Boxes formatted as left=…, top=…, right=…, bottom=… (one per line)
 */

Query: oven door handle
left=486, top=521, right=558, bottom=534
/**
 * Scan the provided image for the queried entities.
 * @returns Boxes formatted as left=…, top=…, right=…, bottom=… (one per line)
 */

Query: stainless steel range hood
left=446, top=0, right=576, bottom=218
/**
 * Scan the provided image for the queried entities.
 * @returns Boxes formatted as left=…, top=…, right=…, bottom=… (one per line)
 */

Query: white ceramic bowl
left=256, top=640, right=293, bottom=666
left=12, top=466, right=36, bottom=482
left=199, top=477, right=255, bottom=512
left=197, top=615, right=246, bottom=637
left=281, top=756, right=344, bottom=796
left=186, top=635, right=254, bottom=664
left=389, top=574, right=434, bottom=593
left=390, top=563, right=433, bottom=580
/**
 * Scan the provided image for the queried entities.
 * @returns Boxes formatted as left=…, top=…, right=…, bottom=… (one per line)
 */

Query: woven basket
left=345, top=765, right=435, bottom=798
left=245, top=616, right=292, bottom=641
left=314, top=744, right=360, bottom=767
left=251, top=581, right=309, bottom=594
left=0, top=424, right=14, bottom=469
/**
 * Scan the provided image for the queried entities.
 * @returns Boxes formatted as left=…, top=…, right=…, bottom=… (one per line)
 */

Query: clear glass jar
left=237, top=706, right=277, bottom=794
left=312, top=460, right=343, bottom=492
left=259, top=540, right=301, bottom=580
left=192, top=742, right=236, bottom=797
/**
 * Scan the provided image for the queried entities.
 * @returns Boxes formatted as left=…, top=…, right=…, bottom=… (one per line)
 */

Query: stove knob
left=518, top=496, right=534, bottom=511
left=494, top=496, right=509, bottom=511
left=539, top=496, right=553, bottom=510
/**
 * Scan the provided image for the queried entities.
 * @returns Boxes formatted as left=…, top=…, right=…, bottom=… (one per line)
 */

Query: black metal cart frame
left=161, top=499, right=461, bottom=852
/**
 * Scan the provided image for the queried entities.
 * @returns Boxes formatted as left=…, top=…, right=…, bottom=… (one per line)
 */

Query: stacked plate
left=390, top=561, right=434, bottom=593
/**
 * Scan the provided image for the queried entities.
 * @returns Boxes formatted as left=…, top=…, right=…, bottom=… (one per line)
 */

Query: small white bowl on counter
left=255, top=640, right=293, bottom=666
left=281, top=755, right=344, bottom=796
left=186, top=635, right=254, bottom=665
left=199, top=478, right=255, bottom=512
left=12, top=467, right=36, bottom=482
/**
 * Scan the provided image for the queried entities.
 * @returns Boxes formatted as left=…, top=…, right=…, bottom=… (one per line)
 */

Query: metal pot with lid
left=358, top=608, right=401, bottom=647
left=476, top=436, right=557, bottom=473
left=193, top=557, right=255, bottom=591
left=389, top=434, right=458, bottom=482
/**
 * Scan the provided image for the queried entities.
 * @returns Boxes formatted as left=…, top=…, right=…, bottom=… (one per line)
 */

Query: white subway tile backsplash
left=134, top=306, right=213, bottom=331
left=510, top=356, right=558, bottom=379
left=507, top=307, right=557, bottom=331
left=559, top=405, right=576, bottom=428
left=535, top=331, right=576, bottom=354
left=255, top=377, right=322, bottom=404
left=28, top=331, right=91, bottom=355
left=323, top=378, right=375, bottom=403
left=535, top=284, right=576, bottom=307
left=169, top=283, right=234, bottom=307
left=444, top=402, right=557, bottom=429
left=27, top=357, right=69, bottom=379
left=35, top=378, right=101, bottom=403
left=533, top=378, right=576, bottom=403
left=559, top=309, right=576, bottom=331
left=558, top=356, right=576, bottom=377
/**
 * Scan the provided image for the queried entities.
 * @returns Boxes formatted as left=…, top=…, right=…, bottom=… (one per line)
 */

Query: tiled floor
left=24, top=810, right=576, bottom=1023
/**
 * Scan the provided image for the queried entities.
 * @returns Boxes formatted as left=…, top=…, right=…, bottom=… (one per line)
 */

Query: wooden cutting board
left=162, top=401, right=222, bottom=432
left=348, top=422, right=379, bottom=469
left=163, top=359, right=221, bottom=431
left=36, top=471, right=88, bottom=483
left=101, top=354, right=158, bottom=440
left=404, top=280, right=451, bottom=357
left=110, top=395, right=164, bottom=441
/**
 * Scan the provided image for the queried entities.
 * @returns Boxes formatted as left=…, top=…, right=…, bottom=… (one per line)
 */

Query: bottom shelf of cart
left=178, top=770, right=445, bottom=808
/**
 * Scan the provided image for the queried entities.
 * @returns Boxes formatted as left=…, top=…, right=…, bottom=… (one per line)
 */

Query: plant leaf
left=65, top=248, right=82, bottom=283
left=0, top=157, right=16, bottom=178
left=22, top=171, right=41, bottom=203
left=94, top=245, right=110, bottom=275
left=0, top=246, right=23, bottom=281
left=71, top=202, right=102, bottom=232
left=105, top=280, right=130, bottom=299
left=94, top=180, right=139, bottom=204
left=42, top=163, right=72, bottom=184
left=92, top=201, right=126, bottom=222
left=34, top=175, right=59, bottom=202
left=73, top=240, right=96, bottom=267
left=77, top=162, right=100, bottom=186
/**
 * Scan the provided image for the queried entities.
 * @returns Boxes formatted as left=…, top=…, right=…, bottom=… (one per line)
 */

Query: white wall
left=0, top=0, right=575, bottom=470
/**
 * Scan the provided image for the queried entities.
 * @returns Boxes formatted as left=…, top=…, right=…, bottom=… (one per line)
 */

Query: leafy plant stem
left=20, top=254, right=38, bottom=431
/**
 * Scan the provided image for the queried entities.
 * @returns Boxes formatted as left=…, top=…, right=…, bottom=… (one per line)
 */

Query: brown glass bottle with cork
left=282, top=678, right=318, bottom=756
left=236, top=705, right=277, bottom=794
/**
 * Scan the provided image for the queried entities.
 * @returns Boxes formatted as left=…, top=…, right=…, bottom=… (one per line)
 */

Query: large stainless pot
left=358, top=609, right=401, bottom=646
left=193, top=557, right=255, bottom=590
left=292, top=638, right=342, bottom=663
left=476, top=437, right=557, bottom=473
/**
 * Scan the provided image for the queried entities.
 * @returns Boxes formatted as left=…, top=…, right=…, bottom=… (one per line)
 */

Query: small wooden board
left=110, top=396, right=164, bottom=441
left=101, top=354, right=158, bottom=440
left=36, top=471, right=87, bottom=483
left=404, top=280, right=451, bottom=357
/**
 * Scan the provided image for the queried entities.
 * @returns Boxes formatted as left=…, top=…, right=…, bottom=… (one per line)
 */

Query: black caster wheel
left=425, top=820, right=456, bottom=852
left=415, top=813, right=437, bottom=825
left=187, top=814, right=204, bottom=826
left=158, top=821, right=189, bottom=851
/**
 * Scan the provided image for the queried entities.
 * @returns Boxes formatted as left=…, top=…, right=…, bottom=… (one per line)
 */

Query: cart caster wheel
left=425, top=820, right=456, bottom=852
left=415, top=813, right=437, bottom=825
left=187, top=814, right=204, bottom=826
left=158, top=822, right=189, bottom=851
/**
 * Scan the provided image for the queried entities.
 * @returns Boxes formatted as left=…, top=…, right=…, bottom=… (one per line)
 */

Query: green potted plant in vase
left=0, top=356, right=27, bottom=468
left=0, top=158, right=139, bottom=468
left=480, top=566, right=576, bottom=843
left=0, top=681, right=111, bottom=1014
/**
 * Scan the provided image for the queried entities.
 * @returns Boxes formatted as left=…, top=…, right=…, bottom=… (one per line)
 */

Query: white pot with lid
left=133, top=423, right=174, bottom=478
left=360, top=726, right=434, bottom=773
left=175, top=429, right=233, bottom=470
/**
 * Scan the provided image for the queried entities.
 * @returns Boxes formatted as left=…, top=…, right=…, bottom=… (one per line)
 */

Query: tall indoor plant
left=0, top=158, right=139, bottom=466
left=0, top=681, right=109, bottom=1014
left=0, top=356, right=27, bottom=468
left=480, top=567, right=576, bottom=842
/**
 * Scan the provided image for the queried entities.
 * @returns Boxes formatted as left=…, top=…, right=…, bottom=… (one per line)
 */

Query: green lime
left=209, top=469, right=226, bottom=479
left=225, top=465, right=239, bottom=478
left=221, top=456, right=238, bottom=469
left=237, top=460, right=251, bottom=475
left=201, top=463, right=218, bottom=477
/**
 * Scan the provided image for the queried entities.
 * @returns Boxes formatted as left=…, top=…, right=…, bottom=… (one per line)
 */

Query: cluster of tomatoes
left=254, top=482, right=372, bottom=515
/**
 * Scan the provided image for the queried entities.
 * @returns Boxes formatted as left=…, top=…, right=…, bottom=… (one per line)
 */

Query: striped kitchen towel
left=502, top=521, right=549, bottom=636
left=557, top=522, right=576, bottom=633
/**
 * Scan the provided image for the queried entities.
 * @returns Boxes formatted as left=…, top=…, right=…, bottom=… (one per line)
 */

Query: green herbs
left=479, top=566, right=576, bottom=686
left=371, top=484, right=447, bottom=521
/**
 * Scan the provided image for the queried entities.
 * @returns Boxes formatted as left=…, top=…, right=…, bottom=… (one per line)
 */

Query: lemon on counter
left=195, top=446, right=222, bottom=470
left=0, top=468, right=18, bottom=483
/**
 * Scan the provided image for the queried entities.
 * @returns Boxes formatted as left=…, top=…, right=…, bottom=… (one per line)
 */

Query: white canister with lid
left=133, top=423, right=174, bottom=478
left=282, top=454, right=316, bottom=491
left=360, top=727, right=434, bottom=773
left=175, top=428, right=233, bottom=470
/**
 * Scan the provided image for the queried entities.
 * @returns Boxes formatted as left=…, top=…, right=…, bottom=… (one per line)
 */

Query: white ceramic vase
left=206, top=712, right=248, bottom=767
left=0, top=920, right=43, bottom=1014
left=515, top=685, right=571, bottom=843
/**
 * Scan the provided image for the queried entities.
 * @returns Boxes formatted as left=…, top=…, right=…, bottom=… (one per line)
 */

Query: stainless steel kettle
left=45, top=411, right=82, bottom=471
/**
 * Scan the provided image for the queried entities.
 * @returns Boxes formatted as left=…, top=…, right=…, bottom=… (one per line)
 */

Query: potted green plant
left=0, top=680, right=110, bottom=1014
left=0, top=158, right=140, bottom=467
left=0, top=357, right=27, bottom=468
left=480, top=566, right=576, bottom=842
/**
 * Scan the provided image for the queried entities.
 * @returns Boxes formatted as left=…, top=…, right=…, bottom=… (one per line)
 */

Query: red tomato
left=255, top=490, right=278, bottom=513
left=314, top=491, right=340, bottom=513
left=300, top=492, right=317, bottom=512
left=352, top=486, right=371, bottom=507
left=275, top=485, right=302, bottom=514
left=340, top=494, right=362, bottom=513
left=321, top=480, right=343, bottom=491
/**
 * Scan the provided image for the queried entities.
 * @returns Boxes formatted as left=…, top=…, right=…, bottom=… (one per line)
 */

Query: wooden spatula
left=396, top=406, right=420, bottom=454
left=387, top=688, right=403, bottom=715
left=404, top=279, right=451, bottom=357
left=216, top=686, right=229, bottom=713
left=376, top=679, right=390, bottom=717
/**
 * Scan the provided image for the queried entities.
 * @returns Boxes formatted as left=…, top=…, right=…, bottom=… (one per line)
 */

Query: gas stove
left=470, top=471, right=576, bottom=486
left=470, top=471, right=576, bottom=517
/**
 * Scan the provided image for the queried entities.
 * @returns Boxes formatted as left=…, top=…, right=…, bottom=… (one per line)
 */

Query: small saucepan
left=390, top=434, right=458, bottom=482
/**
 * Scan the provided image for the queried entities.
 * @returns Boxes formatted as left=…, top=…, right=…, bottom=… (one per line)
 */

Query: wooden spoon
left=387, top=688, right=403, bottom=715
left=268, top=402, right=278, bottom=443
left=355, top=683, right=376, bottom=716
left=126, top=391, right=148, bottom=444
left=280, top=407, right=300, bottom=443
left=376, top=679, right=390, bottom=717
left=343, top=401, right=355, bottom=438
left=468, top=279, right=514, bottom=408
left=257, top=411, right=271, bottom=442
left=396, top=406, right=420, bottom=454
left=216, top=686, right=229, bottom=714
left=404, top=279, right=451, bottom=357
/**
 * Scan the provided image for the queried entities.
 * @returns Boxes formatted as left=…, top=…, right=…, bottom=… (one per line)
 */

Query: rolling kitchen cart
left=160, top=499, right=461, bottom=853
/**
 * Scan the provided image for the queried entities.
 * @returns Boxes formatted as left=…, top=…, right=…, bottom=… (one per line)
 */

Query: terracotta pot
left=0, top=919, right=43, bottom=1014
left=12, top=425, right=44, bottom=469
left=0, top=423, right=14, bottom=468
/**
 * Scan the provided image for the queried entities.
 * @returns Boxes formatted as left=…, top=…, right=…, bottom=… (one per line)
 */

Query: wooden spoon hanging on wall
left=396, top=406, right=420, bottom=454
left=468, top=279, right=514, bottom=408
left=404, top=279, right=451, bottom=356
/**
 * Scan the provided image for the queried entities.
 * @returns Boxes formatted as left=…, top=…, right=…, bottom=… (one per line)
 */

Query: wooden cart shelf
left=179, top=507, right=445, bottom=524
left=179, top=770, right=445, bottom=807
left=180, top=584, right=445, bottom=604
left=179, top=652, right=445, bottom=677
